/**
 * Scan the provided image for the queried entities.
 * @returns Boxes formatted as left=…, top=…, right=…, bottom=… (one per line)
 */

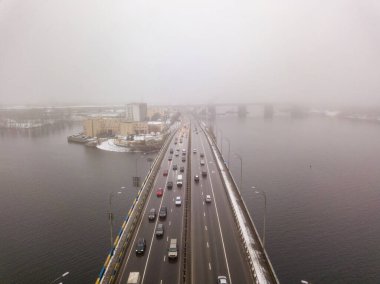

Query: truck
left=127, top=272, right=140, bottom=284
left=176, top=174, right=183, bottom=187
left=168, top=238, right=178, bottom=260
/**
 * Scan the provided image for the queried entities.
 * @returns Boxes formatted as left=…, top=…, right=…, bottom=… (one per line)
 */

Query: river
left=0, top=116, right=379, bottom=283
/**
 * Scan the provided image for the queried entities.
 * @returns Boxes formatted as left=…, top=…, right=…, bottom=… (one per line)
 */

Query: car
left=175, top=152, right=179, bottom=156
left=135, top=238, right=146, bottom=255
left=173, top=164, right=178, bottom=170
left=193, top=149, right=197, bottom=153
left=200, top=153, right=204, bottom=158
left=175, top=196, right=182, bottom=206
left=159, top=206, right=167, bottom=219
left=205, top=195, right=212, bottom=203
left=168, top=155, right=173, bottom=161
left=156, top=188, right=163, bottom=197
left=176, top=148, right=180, bottom=152
left=163, top=169, right=168, bottom=176
left=180, top=166, right=185, bottom=172
left=217, top=276, right=228, bottom=284
left=202, top=170, right=207, bottom=177
left=167, top=181, right=173, bottom=189
left=148, top=208, right=156, bottom=221
left=200, top=160, right=205, bottom=166
left=194, top=175, right=199, bottom=182
left=182, top=157, right=186, bottom=162
left=168, top=238, right=178, bottom=259
left=170, top=148, right=173, bottom=154
left=155, top=223, right=164, bottom=237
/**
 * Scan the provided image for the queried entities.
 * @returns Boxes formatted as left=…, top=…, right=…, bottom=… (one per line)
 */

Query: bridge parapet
left=202, top=123, right=279, bottom=284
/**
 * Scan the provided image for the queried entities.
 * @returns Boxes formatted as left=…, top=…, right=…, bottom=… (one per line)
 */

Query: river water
left=0, top=123, right=155, bottom=283
left=0, top=116, right=379, bottom=283
left=216, top=115, right=380, bottom=283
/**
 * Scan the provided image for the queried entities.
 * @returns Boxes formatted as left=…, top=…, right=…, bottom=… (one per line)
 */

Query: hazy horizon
left=1, top=0, right=379, bottom=107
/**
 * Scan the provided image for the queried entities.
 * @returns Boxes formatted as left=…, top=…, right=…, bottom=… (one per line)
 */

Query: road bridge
left=97, top=119, right=278, bottom=284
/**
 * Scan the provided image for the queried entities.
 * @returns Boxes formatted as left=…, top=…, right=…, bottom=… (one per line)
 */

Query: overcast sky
left=0, top=0, right=379, bottom=107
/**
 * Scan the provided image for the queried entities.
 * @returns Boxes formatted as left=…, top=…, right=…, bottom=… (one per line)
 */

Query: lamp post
left=234, top=153, right=243, bottom=189
left=223, top=137, right=231, bottom=168
left=108, top=187, right=125, bottom=251
left=135, top=154, right=144, bottom=177
left=217, top=129, right=223, bottom=155
left=49, top=271, right=70, bottom=284
left=253, top=187, right=267, bottom=249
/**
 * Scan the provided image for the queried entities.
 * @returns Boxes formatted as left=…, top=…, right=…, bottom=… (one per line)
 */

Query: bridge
left=96, top=118, right=278, bottom=284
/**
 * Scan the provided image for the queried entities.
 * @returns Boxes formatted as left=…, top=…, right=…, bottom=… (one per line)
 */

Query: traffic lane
left=143, top=137, right=189, bottom=283
left=117, top=167, right=172, bottom=283
left=198, top=161, right=230, bottom=279
left=200, top=133, right=253, bottom=283
left=191, top=134, right=224, bottom=283
left=117, top=141, right=177, bottom=283
left=191, top=175, right=214, bottom=284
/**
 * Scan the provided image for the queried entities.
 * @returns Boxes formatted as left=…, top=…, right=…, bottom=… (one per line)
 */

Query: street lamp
left=108, top=187, right=126, bottom=251
left=217, top=129, right=223, bottom=155
left=49, top=271, right=70, bottom=284
left=135, top=154, right=145, bottom=177
left=253, top=187, right=267, bottom=249
left=223, top=137, right=231, bottom=167
left=234, top=153, right=243, bottom=189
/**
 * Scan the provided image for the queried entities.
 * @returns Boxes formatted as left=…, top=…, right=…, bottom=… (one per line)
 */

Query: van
left=168, top=238, right=178, bottom=259
left=127, top=272, right=140, bottom=284
left=176, top=174, right=183, bottom=187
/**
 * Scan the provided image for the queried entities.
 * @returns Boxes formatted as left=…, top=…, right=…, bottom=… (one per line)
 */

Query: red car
left=163, top=170, right=168, bottom=176
left=156, top=188, right=163, bottom=197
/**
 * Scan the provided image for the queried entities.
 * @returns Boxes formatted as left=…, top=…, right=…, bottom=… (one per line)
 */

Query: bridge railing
left=96, top=129, right=177, bottom=284
left=201, top=123, right=279, bottom=284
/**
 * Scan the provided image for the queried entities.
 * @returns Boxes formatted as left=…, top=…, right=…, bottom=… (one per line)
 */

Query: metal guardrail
left=181, top=122, right=192, bottom=284
left=202, top=125, right=279, bottom=284
left=96, top=130, right=177, bottom=284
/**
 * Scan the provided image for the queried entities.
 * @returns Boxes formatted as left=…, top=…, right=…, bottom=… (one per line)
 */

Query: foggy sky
left=0, top=0, right=379, bottom=107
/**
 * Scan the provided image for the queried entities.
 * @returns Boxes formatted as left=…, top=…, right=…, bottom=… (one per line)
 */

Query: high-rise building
left=126, top=103, right=147, bottom=122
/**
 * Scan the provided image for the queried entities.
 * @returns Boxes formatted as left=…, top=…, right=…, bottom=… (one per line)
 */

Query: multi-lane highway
left=190, top=121, right=252, bottom=284
left=115, top=120, right=253, bottom=284
left=116, top=124, right=190, bottom=284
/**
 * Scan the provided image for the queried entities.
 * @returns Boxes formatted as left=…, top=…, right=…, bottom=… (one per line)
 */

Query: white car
left=205, top=195, right=212, bottom=203
left=175, top=196, right=182, bottom=206
left=193, top=148, right=197, bottom=153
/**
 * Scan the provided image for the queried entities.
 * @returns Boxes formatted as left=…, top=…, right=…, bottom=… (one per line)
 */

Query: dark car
left=167, top=181, right=173, bottom=189
left=168, top=156, right=173, bottom=161
left=159, top=206, right=167, bottom=219
left=163, top=169, right=168, bottom=176
left=180, top=166, right=185, bottom=172
left=182, top=157, right=186, bottom=162
left=135, top=238, right=146, bottom=255
left=148, top=208, right=156, bottom=221
left=200, top=153, right=205, bottom=158
left=173, top=164, right=178, bottom=170
left=170, top=148, right=173, bottom=154
left=155, top=223, right=164, bottom=237
left=202, top=170, right=207, bottom=177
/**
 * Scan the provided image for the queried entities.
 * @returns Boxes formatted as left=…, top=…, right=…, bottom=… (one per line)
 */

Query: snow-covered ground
left=97, top=139, right=131, bottom=152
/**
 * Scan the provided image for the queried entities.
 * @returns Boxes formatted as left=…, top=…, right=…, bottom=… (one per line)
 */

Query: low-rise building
left=83, top=118, right=121, bottom=137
